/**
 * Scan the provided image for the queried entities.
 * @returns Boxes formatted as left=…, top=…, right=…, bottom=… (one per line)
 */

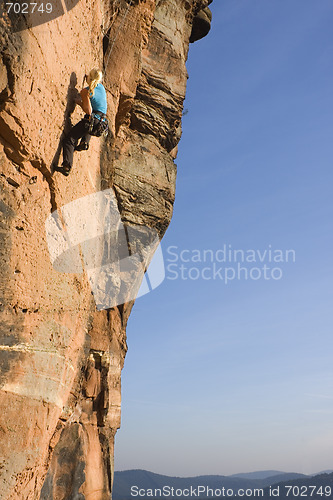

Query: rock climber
left=55, top=68, right=108, bottom=177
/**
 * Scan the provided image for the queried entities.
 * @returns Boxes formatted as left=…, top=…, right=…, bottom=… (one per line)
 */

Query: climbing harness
left=104, top=0, right=134, bottom=71
left=84, top=112, right=109, bottom=137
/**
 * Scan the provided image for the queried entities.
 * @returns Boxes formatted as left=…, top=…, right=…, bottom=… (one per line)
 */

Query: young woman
left=56, top=68, right=108, bottom=177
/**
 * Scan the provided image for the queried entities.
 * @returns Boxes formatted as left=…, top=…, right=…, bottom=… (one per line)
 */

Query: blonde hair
left=87, top=68, right=103, bottom=96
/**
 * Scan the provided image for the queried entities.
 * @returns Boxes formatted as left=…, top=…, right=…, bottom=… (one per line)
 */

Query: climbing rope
left=104, top=0, right=134, bottom=71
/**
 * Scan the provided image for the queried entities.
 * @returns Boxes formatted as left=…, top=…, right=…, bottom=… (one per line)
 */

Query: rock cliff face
left=0, top=0, right=212, bottom=498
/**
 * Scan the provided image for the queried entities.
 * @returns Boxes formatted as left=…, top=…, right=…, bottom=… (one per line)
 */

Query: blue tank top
left=89, top=83, right=107, bottom=114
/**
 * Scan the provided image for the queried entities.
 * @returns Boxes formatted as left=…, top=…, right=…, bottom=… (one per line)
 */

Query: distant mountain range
left=113, top=469, right=333, bottom=499
left=229, top=471, right=285, bottom=480
left=230, top=470, right=333, bottom=480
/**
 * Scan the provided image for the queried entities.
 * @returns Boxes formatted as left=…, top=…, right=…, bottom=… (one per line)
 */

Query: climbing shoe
left=54, top=163, right=71, bottom=177
left=75, top=141, right=89, bottom=151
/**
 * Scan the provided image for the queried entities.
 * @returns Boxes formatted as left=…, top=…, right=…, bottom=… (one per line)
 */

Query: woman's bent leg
left=62, top=119, right=87, bottom=168
left=75, top=133, right=91, bottom=151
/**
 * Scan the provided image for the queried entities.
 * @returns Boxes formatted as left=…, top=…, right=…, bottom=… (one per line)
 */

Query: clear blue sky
left=114, top=0, right=333, bottom=476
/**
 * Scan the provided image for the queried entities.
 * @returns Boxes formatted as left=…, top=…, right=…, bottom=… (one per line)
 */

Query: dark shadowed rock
left=190, top=5, right=213, bottom=43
